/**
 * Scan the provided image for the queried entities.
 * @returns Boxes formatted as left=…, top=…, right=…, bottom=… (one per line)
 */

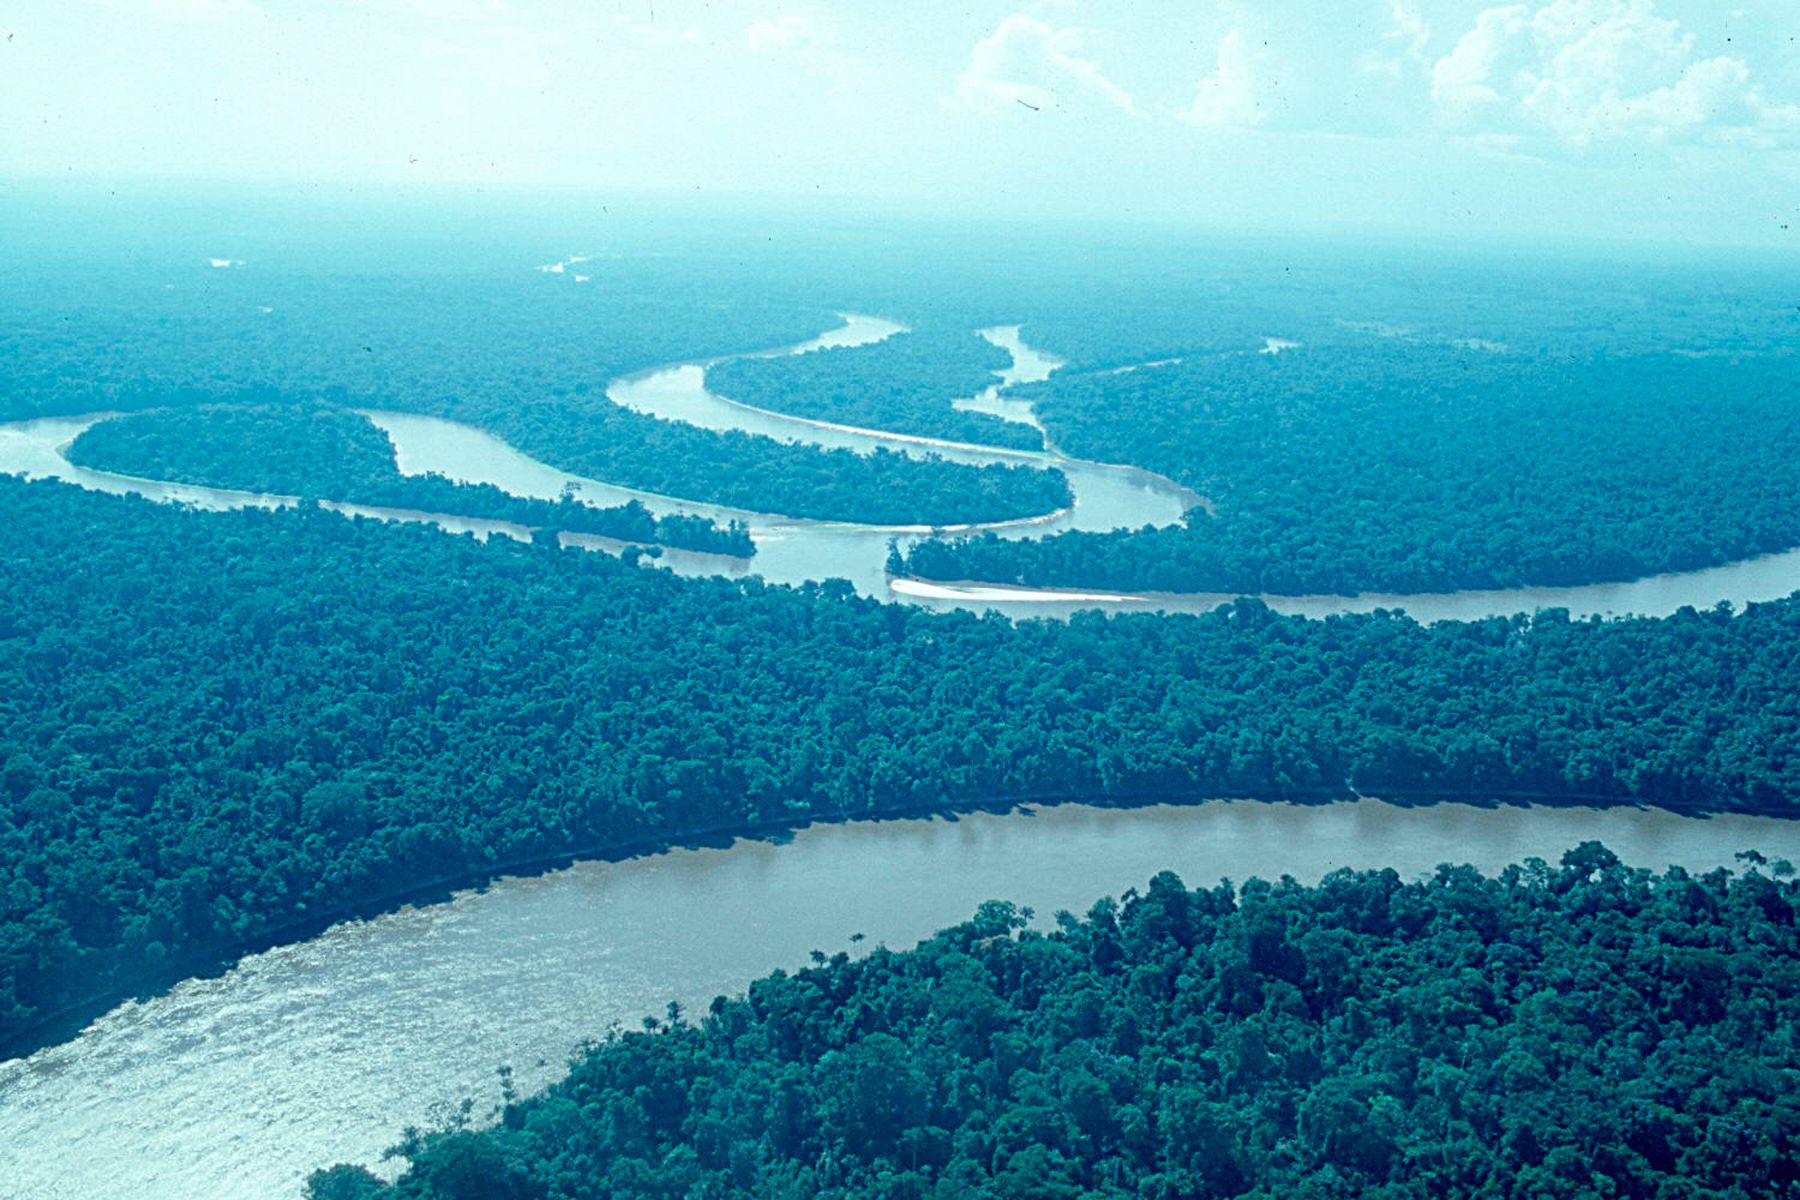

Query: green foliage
left=68, top=401, right=757, bottom=556
left=480, top=399, right=1071, bottom=527
left=12, top=218, right=1798, bottom=569
left=331, top=856, right=1800, bottom=1199
left=1, top=250, right=1068, bottom=528
left=8, top=477, right=1800, bottom=1058
left=901, top=347, right=1800, bottom=594
left=706, top=329, right=1036, bottom=450
left=0, top=247, right=830, bottom=427
left=305, top=1165, right=391, bottom=1200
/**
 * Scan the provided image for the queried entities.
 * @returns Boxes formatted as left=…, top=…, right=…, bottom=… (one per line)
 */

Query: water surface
left=3, top=797, right=1796, bottom=1200
left=7, top=317, right=1800, bottom=620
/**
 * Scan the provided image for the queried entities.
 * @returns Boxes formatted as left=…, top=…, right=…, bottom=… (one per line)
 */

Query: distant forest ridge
left=7, top=226, right=1795, bottom=592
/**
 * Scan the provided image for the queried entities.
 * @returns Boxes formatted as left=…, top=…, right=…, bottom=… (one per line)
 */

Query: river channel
left=8, top=314, right=1800, bottom=1194
left=5, top=797, right=1798, bottom=1199
left=7, top=313, right=1800, bottom=620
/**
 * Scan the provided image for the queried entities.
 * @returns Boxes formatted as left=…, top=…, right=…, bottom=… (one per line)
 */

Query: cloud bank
left=1178, top=30, right=1261, bottom=128
left=1432, top=0, right=1800, bottom=148
left=945, top=14, right=1140, bottom=116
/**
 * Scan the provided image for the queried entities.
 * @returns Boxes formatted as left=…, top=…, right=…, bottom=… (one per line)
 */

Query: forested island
left=10, top=226, right=1797, bottom=578
left=68, top=401, right=757, bottom=557
left=41, top=380, right=1074, bottom=532
left=475, top=398, right=1071, bottom=528
left=1, top=259, right=1071, bottom=529
left=310, top=851, right=1800, bottom=1199
left=899, top=347, right=1800, bottom=596
left=8, top=474, right=1800, bottom=1059
left=705, top=329, right=1038, bottom=451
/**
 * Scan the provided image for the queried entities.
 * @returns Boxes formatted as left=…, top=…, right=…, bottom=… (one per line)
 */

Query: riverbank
left=7, top=793, right=1798, bottom=1200
left=12, top=316, right=1800, bottom=621
left=5, top=781, right=1791, bottom=1065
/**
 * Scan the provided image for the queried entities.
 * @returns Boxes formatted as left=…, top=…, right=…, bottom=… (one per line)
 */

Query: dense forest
left=311, top=852, right=1800, bottom=1199
left=464, top=396, right=1072, bottom=528
left=900, top=347, right=1800, bottom=595
left=68, top=401, right=757, bottom=556
left=2, top=260, right=1071, bottom=530
left=9, top=210, right=1796, bottom=569
left=705, top=329, right=1038, bottom=451
left=0, top=259, right=832, bottom=428
left=1009, top=240, right=1800, bottom=372
left=8, top=475, right=1800, bottom=1059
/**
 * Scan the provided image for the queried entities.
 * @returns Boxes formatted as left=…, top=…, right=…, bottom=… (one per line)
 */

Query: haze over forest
left=6, top=4, right=1800, bottom=1200
left=6, top=0, right=1800, bottom=247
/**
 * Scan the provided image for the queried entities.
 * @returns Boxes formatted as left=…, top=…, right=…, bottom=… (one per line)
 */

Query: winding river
left=372, top=315, right=1195, bottom=603
left=5, top=798, right=1799, bottom=1199
left=7, top=313, right=1800, bottom=623
left=7, top=313, right=1800, bottom=621
left=9, top=314, right=1800, bottom=1195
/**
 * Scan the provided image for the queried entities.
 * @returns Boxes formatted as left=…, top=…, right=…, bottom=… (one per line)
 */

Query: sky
left=4, top=0, right=1800, bottom=247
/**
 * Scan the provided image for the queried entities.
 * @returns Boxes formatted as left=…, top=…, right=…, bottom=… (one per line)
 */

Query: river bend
left=7, top=314, right=1800, bottom=622
left=4, top=798, right=1798, bottom=1199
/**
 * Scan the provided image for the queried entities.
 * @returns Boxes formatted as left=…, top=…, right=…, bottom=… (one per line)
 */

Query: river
left=4, top=797, right=1797, bottom=1199
left=10, top=314, right=1800, bottom=622
left=7, top=315, right=1800, bottom=1193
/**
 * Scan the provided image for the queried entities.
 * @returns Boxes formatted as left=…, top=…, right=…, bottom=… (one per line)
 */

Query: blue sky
left=5, top=1, right=1798, bottom=246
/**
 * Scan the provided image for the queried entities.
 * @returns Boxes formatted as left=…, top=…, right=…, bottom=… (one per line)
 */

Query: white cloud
left=113, top=0, right=259, bottom=20
left=1172, top=4, right=1430, bottom=135
left=1178, top=30, right=1261, bottom=128
left=332, top=0, right=510, bottom=18
left=1364, top=0, right=1431, bottom=76
left=1431, top=0, right=1800, bottom=148
left=1431, top=4, right=1530, bottom=116
left=611, top=12, right=703, bottom=47
left=944, top=14, right=1140, bottom=116
left=745, top=15, right=815, bottom=53
left=1388, top=0, right=1430, bottom=59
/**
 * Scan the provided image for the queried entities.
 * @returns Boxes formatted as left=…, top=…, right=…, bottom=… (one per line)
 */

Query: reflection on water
left=3, top=797, right=1796, bottom=1200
